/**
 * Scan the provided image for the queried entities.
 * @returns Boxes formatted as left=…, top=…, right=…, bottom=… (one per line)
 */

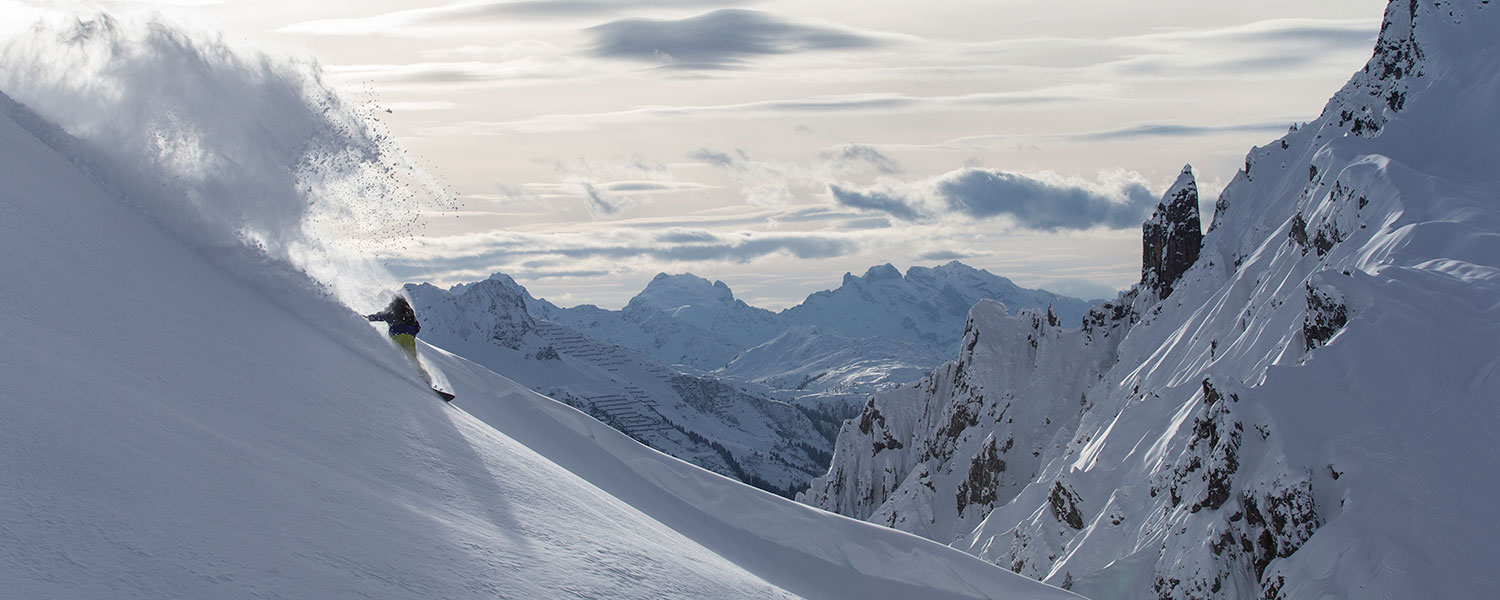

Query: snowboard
left=433, top=388, right=455, bottom=402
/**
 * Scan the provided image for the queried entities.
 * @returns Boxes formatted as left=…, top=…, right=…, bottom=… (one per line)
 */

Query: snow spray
left=0, top=11, right=458, bottom=312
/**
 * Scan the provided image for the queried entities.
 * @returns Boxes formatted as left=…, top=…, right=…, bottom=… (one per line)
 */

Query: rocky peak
left=863, top=263, right=903, bottom=282
left=1327, top=0, right=1426, bottom=137
left=1141, top=165, right=1202, bottom=299
left=630, top=272, right=735, bottom=312
left=405, top=277, right=536, bottom=350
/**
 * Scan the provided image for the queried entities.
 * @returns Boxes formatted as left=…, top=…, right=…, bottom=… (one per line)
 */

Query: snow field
left=0, top=70, right=1073, bottom=599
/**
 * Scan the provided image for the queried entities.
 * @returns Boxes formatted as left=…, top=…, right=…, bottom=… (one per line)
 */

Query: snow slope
left=0, top=72, right=1076, bottom=599
left=0, top=90, right=779, bottom=599
left=805, top=2, right=1500, bottom=598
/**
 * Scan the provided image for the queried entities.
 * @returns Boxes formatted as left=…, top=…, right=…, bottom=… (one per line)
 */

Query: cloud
left=915, top=249, right=989, bottom=261
left=601, top=180, right=714, bottom=193
left=282, top=0, right=756, bottom=36
left=431, top=0, right=749, bottom=20
left=821, top=144, right=903, bottom=174
left=828, top=186, right=924, bottom=221
left=830, top=169, right=1159, bottom=231
left=1060, top=121, right=1295, bottom=141
left=520, top=269, right=614, bottom=279
left=1098, top=18, right=1378, bottom=78
left=942, top=120, right=1298, bottom=149
left=574, top=179, right=621, bottom=215
left=588, top=9, right=888, bottom=69
left=656, top=228, right=721, bottom=243
left=1118, top=18, right=1377, bottom=47
left=415, top=87, right=1082, bottom=134
left=390, top=228, right=863, bottom=271
left=376, top=100, right=459, bottom=112
left=322, top=56, right=593, bottom=90
left=689, top=147, right=738, bottom=167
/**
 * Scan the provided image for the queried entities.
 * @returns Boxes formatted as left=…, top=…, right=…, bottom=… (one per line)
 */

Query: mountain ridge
left=488, top=260, right=1096, bottom=372
left=803, top=2, right=1500, bottom=598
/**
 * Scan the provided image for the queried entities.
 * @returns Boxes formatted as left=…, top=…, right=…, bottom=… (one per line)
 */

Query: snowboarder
left=367, top=296, right=454, bottom=401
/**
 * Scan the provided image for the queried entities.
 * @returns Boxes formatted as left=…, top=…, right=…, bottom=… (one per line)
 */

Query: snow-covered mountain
left=537, top=272, right=785, bottom=371
left=0, top=16, right=1079, bottom=599
left=718, top=326, right=946, bottom=407
left=406, top=277, right=836, bottom=496
left=628, top=272, right=789, bottom=349
left=803, top=2, right=1500, bottom=598
left=511, top=263, right=1091, bottom=392
left=782, top=262, right=1095, bottom=352
left=410, top=265, right=1095, bottom=492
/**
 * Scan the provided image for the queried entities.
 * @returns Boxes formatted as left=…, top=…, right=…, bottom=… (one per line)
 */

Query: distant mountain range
left=406, top=262, right=1094, bottom=495
left=518, top=261, right=1093, bottom=374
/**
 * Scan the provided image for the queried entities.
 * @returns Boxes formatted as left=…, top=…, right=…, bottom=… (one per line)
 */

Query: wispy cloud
left=322, top=56, right=594, bottom=90
left=425, top=0, right=754, bottom=20
left=830, top=169, right=1159, bottom=231
left=575, top=179, right=621, bottom=216
left=914, top=249, right=990, bottom=262
left=601, top=180, right=716, bottom=192
left=1061, top=121, right=1294, bottom=141
left=415, top=87, right=1089, bottom=134
left=589, top=9, right=888, bottom=70
left=688, top=147, right=739, bottom=167
left=388, top=227, right=865, bottom=271
left=935, top=120, right=1298, bottom=149
left=375, top=100, right=459, bottom=112
left=281, top=0, right=756, bottom=36
left=820, top=143, right=903, bottom=174
left=1095, top=18, right=1378, bottom=78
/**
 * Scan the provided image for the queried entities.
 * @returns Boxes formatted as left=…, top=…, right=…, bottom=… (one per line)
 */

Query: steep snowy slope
left=0, top=81, right=1078, bottom=600
left=805, top=2, right=1500, bottom=599
left=0, top=92, right=784, bottom=599
left=782, top=262, right=1095, bottom=352
left=406, top=278, right=836, bottom=496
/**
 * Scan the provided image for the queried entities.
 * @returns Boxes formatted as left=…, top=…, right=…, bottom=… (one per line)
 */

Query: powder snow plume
left=0, top=11, right=456, bottom=309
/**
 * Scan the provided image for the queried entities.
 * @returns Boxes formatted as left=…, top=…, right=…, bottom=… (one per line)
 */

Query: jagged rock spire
left=1141, top=165, right=1202, bottom=299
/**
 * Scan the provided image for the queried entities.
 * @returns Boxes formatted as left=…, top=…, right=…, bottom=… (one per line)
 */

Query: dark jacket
left=367, top=297, right=420, bottom=336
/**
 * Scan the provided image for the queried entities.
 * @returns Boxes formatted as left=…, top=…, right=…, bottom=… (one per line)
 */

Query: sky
left=2, top=0, right=1386, bottom=309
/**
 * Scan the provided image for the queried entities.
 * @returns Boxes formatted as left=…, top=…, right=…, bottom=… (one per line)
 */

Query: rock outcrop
left=1141, top=165, right=1203, bottom=299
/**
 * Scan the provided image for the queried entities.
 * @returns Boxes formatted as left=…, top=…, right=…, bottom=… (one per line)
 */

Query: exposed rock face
left=1047, top=481, right=1085, bottom=530
left=1303, top=282, right=1348, bottom=351
left=799, top=298, right=1125, bottom=538
left=1330, top=0, right=1425, bottom=137
left=1141, top=165, right=1203, bottom=299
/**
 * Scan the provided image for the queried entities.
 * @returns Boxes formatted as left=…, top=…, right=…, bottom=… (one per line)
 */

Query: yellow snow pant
left=392, top=334, right=431, bottom=384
